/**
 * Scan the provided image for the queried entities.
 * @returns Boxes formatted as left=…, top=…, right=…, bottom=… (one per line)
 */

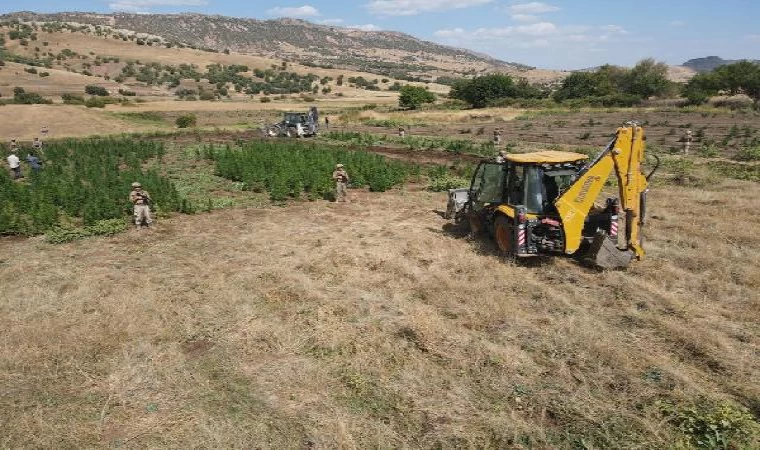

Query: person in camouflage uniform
left=129, top=182, right=153, bottom=230
left=332, top=164, right=350, bottom=202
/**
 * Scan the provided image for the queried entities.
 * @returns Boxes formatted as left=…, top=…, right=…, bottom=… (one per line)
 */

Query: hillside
left=1, top=11, right=539, bottom=82
left=683, top=56, right=760, bottom=73
left=0, top=20, right=455, bottom=102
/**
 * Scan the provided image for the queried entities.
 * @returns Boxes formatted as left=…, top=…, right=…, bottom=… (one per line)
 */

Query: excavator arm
left=555, top=123, right=651, bottom=268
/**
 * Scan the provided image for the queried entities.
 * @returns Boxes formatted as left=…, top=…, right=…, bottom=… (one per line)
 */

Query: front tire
left=494, top=215, right=515, bottom=256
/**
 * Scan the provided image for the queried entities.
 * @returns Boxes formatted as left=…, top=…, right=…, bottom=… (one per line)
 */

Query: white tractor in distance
left=267, top=107, right=319, bottom=138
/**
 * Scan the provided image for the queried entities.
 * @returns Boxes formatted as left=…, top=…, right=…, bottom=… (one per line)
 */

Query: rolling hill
left=1, top=11, right=540, bottom=83
left=683, top=56, right=760, bottom=73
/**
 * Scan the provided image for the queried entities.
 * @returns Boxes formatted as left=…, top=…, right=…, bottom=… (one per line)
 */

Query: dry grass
left=0, top=104, right=162, bottom=140
left=0, top=62, right=123, bottom=97
left=1, top=175, right=758, bottom=447
left=345, top=108, right=526, bottom=126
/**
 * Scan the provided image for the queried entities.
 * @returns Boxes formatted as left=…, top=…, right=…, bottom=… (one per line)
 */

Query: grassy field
left=1, top=128, right=759, bottom=448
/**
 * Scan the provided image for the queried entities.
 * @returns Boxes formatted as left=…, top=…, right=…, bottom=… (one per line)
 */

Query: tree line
left=447, top=59, right=760, bottom=108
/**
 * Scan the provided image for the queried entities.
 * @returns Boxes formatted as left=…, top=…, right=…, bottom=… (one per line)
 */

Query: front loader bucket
left=583, top=230, right=634, bottom=270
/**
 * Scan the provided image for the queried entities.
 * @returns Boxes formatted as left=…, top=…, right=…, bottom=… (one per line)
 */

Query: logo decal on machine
left=574, top=176, right=601, bottom=203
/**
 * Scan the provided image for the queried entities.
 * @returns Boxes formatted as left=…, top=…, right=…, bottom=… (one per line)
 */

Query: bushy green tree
left=449, top=74, right=517, bottom=108
left=398, top=85, right=436, bottom=109
left=553, top=72, right=599, bottom=101
left=553, top=59, right=671, bottom=105
left=623, top=58, right=670, bottom=98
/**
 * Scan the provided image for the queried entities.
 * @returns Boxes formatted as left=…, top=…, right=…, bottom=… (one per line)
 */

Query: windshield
left=284, top=113, right=302, bottom=123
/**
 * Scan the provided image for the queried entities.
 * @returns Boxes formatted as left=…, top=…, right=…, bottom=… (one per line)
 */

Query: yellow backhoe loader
left=447, top=122, right=659, bottom=269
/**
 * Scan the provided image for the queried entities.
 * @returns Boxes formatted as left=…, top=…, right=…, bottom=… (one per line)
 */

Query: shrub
left=85, top=96, right=107, bottom=108
left=734, top=146, right=760, bottom=161
left=62, top=93, right=85, bottom=105
left=199, top=91, right=215, bottom=101
left=118, top=88, right=136, bottom=96
left=176, top=114, right=197, bottom=128
left=46, top=219, right=128, bottom=244
left=11, top=87, right=51, bottom=105
left=85, top=85, right=109, bottom=96
left=657, top=398, right=760, bottom=449
left=260, top=96, right=272, bottom=103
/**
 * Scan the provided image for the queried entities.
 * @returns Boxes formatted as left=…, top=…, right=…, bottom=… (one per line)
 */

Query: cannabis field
left=0, top=139, right=189, bottom=236
left=203, top=141, right=416, bottom=201
left=0, top=138, right=418, bottom=238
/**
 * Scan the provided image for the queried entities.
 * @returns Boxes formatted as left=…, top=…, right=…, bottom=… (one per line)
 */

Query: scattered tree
left=398, top=85, right=436, bottom=109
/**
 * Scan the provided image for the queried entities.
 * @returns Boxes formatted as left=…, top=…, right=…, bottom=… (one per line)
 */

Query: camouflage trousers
left=335, top=182, right=348, bottom=202
left=134, top=204, right=153, bottom=227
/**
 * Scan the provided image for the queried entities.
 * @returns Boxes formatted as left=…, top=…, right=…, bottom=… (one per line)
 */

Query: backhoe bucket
left=584, top=230, right=634, bottom=269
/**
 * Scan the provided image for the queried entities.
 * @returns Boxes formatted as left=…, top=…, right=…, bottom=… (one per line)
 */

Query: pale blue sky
left=2, top=1, right=759, bottom=69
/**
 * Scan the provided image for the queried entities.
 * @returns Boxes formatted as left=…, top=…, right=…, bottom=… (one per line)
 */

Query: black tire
left=494, top=215, right=515, bottom=256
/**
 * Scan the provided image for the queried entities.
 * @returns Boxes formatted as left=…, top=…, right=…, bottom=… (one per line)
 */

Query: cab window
left=471, top=163, right=505, bottom=204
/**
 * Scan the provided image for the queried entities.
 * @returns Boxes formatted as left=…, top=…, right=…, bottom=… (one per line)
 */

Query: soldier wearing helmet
left=332, top=163, right=350, bottom=202
left=129, top=182, right=153, bottom=230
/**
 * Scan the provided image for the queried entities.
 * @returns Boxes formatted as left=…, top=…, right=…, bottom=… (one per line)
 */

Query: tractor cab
left=468, top=151, right=588, bottom=218
left=283, top=112, right=308, bottom=125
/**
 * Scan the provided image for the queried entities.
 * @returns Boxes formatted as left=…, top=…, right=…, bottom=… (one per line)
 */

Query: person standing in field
left=325, top=115, right=330, bottom=129
left=7, top=148, right=22, bottom=179
left=398, top=126, right=405, bottom=138
left=493, top=128, right=502, bottom=146
left=32, top=137, right=43, bottom=150
left=332, top=164, right=350, bottom=203
left=682, top=129, right=693, bottom=154
left=129, top=182, right=153, bottom=230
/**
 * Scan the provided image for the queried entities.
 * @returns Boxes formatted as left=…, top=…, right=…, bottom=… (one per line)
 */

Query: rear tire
left=286, top=128, right=296, bottom=138
left=494, top=215, right=515, bottom=256
left=468, top=214, right=483, bottom=237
